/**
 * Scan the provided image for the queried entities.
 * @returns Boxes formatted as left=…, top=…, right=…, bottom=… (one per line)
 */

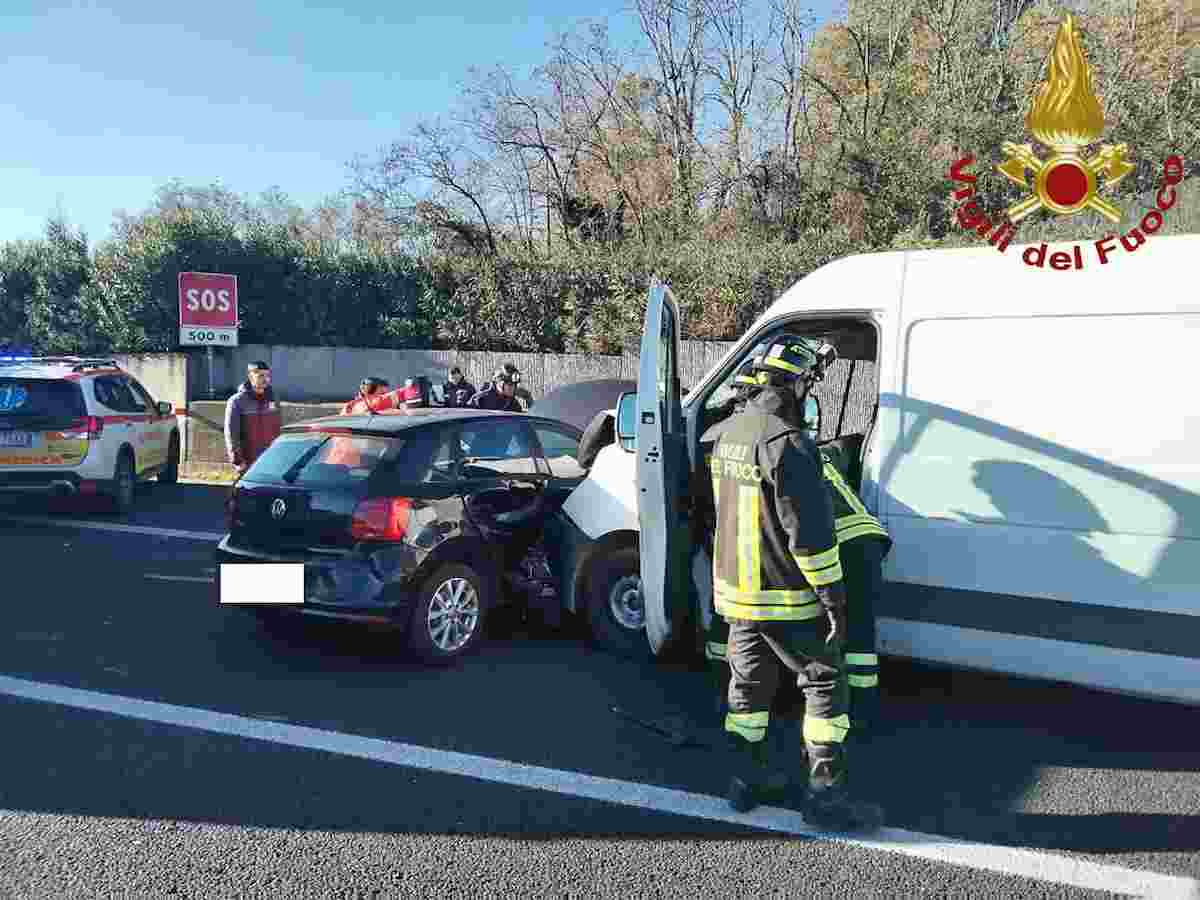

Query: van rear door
left=635, top=279, right=693, bottom=656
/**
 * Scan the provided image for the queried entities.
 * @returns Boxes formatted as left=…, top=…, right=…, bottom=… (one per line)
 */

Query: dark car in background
left=215, top=407, right=588, bottom=664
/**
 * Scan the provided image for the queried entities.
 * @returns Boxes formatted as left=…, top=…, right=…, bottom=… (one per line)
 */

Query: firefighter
left=468, top=368, right=524, bottom=411
left=710, top=336, right=883, bottom=830
left=819, top=442, right=891, bottom=741
left=705, top=349, right=891, bottom=741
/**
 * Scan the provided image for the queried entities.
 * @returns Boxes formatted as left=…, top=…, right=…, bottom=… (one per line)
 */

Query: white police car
left=0, top=356, right=181, bottom=513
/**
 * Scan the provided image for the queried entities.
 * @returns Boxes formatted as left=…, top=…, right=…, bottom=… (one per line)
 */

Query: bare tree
left=349, top=119, right=500, bottom=257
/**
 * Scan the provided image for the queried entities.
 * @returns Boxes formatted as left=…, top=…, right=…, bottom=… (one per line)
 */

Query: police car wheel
left=407, top=563, right=490, bottom=666
left=586, top=546, right=653, bottom=660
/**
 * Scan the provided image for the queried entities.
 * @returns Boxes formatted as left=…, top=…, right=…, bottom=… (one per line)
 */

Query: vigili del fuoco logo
left=948, top=14, right=1186, bottom=269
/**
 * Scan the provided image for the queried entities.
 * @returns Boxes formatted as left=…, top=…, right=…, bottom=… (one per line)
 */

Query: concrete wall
left=187, top=341, right=738, bottom=405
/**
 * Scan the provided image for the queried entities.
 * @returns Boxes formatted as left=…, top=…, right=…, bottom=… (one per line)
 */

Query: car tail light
left=351, top=497, right=412, bottom=542
left=60, top=416, right=103, bottom=440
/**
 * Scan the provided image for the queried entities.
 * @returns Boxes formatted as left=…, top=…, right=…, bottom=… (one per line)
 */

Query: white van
left=552, top=233, right=1200, bottom=708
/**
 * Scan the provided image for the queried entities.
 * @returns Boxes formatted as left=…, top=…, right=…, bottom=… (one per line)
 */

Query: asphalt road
left=1, top=483, right=1198, bottom=898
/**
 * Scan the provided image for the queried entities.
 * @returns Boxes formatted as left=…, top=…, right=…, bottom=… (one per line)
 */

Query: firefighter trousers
left=724, top=618, right=851, bottom=791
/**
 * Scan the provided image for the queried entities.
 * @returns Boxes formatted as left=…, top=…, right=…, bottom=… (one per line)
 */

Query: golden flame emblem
left=997, top=15, right=1134, bottom=224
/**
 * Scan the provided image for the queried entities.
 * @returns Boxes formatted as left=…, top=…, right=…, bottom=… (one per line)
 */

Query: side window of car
left=458, top=420, right=537, bottom=477
left=121, top=377, right=148, bottom=413
left=93, top=376, right=131, bottom=412
left=534, top=425, right=587, bottom=479
left=128, top=378, right=157, bottom=414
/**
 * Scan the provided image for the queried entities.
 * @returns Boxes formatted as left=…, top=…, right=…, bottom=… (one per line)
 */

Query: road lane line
left=144, top=575, right=216, bottom=584
left=0, top=674, right=1195, bottom=899
left=0, top=515, right=223, bottom=542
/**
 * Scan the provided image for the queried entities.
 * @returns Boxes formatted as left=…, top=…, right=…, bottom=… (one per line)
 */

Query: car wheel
left=407, top=563, right=490, bottom=665
left=159, top=433, right=180, bottom=484
left=586, top=546, right=652, bottom=660
left=110, top=451, right=136, bottom=515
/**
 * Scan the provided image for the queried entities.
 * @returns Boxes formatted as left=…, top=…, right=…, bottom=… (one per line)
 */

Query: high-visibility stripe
left=846, top=652, right=878, bottom=666
left=837, top=522, right=890, bottom=544
left=712, top=474, right=722, bottom=561
left=848, top=674, right=879, bottom=688
left=761, top=353, right=806, bottom=376
left=736, top=485, right=760, bottom=592
left=824, top=462, right=869, bottom=514
left=799, top=558, right=844, bottom=587
left=705, top=641, right=727, bottom=661
left=714, top=580, right=819, bottom=607
left=793, top=546, right=839, bottom=572
left=803, top=713, right=851, bottom=744
left=726, top=710, right=769, bottom=743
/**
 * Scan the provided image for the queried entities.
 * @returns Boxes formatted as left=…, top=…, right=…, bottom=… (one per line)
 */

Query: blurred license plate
left=0, top=431, right=32, bottom=448
left=219, top=563, right=304, bottom=605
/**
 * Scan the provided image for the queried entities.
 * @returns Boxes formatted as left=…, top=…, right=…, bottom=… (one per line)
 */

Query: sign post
left=178, top=272, right=239, bottom=399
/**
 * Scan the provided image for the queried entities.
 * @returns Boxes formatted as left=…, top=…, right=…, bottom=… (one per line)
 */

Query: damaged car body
left=215, top=407, right=587, bottom=664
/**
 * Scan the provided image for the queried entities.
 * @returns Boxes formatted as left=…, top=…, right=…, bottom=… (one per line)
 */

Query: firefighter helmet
left=754, top=336, right=836, bottom=383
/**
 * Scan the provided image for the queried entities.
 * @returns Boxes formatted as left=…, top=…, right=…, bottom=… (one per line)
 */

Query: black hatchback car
left=215, top=407, right=589, bottom=663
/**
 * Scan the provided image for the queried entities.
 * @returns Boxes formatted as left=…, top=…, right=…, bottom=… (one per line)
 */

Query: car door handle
left=644, top=450, right=660, bottom=462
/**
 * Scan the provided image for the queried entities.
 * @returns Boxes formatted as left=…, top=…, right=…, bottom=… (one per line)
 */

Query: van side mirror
left=615, top=392, right=637, bottom=452
left=157, top=400, right=174, bottom=417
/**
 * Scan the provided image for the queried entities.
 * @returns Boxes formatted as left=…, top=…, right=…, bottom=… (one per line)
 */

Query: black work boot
left=803, top=785, right=885, bottom=832
left=726, top=740, right=792, bottom=813
left=802, top=742, right=884, bottom=832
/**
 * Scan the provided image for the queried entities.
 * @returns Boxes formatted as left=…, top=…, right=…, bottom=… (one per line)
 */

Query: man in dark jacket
left=224, top=361, right=282, bottom=474
left=443, top=367, right=477, bottom=408
left=468, top=368, right=524, bottom=411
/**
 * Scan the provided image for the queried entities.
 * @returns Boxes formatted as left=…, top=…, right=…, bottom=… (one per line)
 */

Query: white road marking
left=0, top=674, right=1195, bottom=899
left=0, top=515, right=223, bottom=542
left=144, top=575, right=216, bottom=584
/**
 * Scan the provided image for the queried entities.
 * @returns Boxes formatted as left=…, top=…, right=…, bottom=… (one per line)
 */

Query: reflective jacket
left=819, top=447, right=892, bottom=552
left=224, top=383, right=282, bottom=467
left=711, top=388, right=843, bottom=622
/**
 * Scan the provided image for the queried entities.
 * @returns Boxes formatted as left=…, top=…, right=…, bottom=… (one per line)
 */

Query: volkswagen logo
left=270, top=498, right=287, bottom=520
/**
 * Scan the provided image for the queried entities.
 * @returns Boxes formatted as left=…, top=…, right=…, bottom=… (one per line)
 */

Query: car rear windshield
left=0, top=378, right=87, bottom=420
left=246, top=428, right=451, bottom=486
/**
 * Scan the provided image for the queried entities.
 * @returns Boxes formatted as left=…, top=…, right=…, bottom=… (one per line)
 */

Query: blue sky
left=1, top=0, right=838, bottom=248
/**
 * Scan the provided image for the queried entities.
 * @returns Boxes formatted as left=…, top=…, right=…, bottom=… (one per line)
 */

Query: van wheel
left=159, top=433, right=180, bottom=484
left=109, top=451, right=136, bottom=515
left=586, top=547, right=652, bottom=660
left=407, top=564, right=490, bottom=665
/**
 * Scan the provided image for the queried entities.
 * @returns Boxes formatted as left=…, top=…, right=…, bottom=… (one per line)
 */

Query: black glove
left=814, top=581, right=847, bottom=647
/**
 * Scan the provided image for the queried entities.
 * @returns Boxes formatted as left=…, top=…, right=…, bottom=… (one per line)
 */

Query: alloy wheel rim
left=427, top=577, right=480, bottom=653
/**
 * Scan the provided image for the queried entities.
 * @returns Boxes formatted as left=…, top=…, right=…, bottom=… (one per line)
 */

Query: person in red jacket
left=224, top=361, right=283, bottom=474
left=340, top=377, right=393, bottom=415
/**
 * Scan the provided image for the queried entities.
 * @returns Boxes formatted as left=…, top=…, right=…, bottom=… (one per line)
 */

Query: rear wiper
left=281, top=439, right=329, bottom=484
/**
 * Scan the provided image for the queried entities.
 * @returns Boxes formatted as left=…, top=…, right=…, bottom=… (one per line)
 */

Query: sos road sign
left=179, top=272, right=239, bottom=347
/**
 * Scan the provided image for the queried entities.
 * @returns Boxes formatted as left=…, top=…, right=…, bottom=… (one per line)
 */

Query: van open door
left=635, top=278, right=692, bottom=655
